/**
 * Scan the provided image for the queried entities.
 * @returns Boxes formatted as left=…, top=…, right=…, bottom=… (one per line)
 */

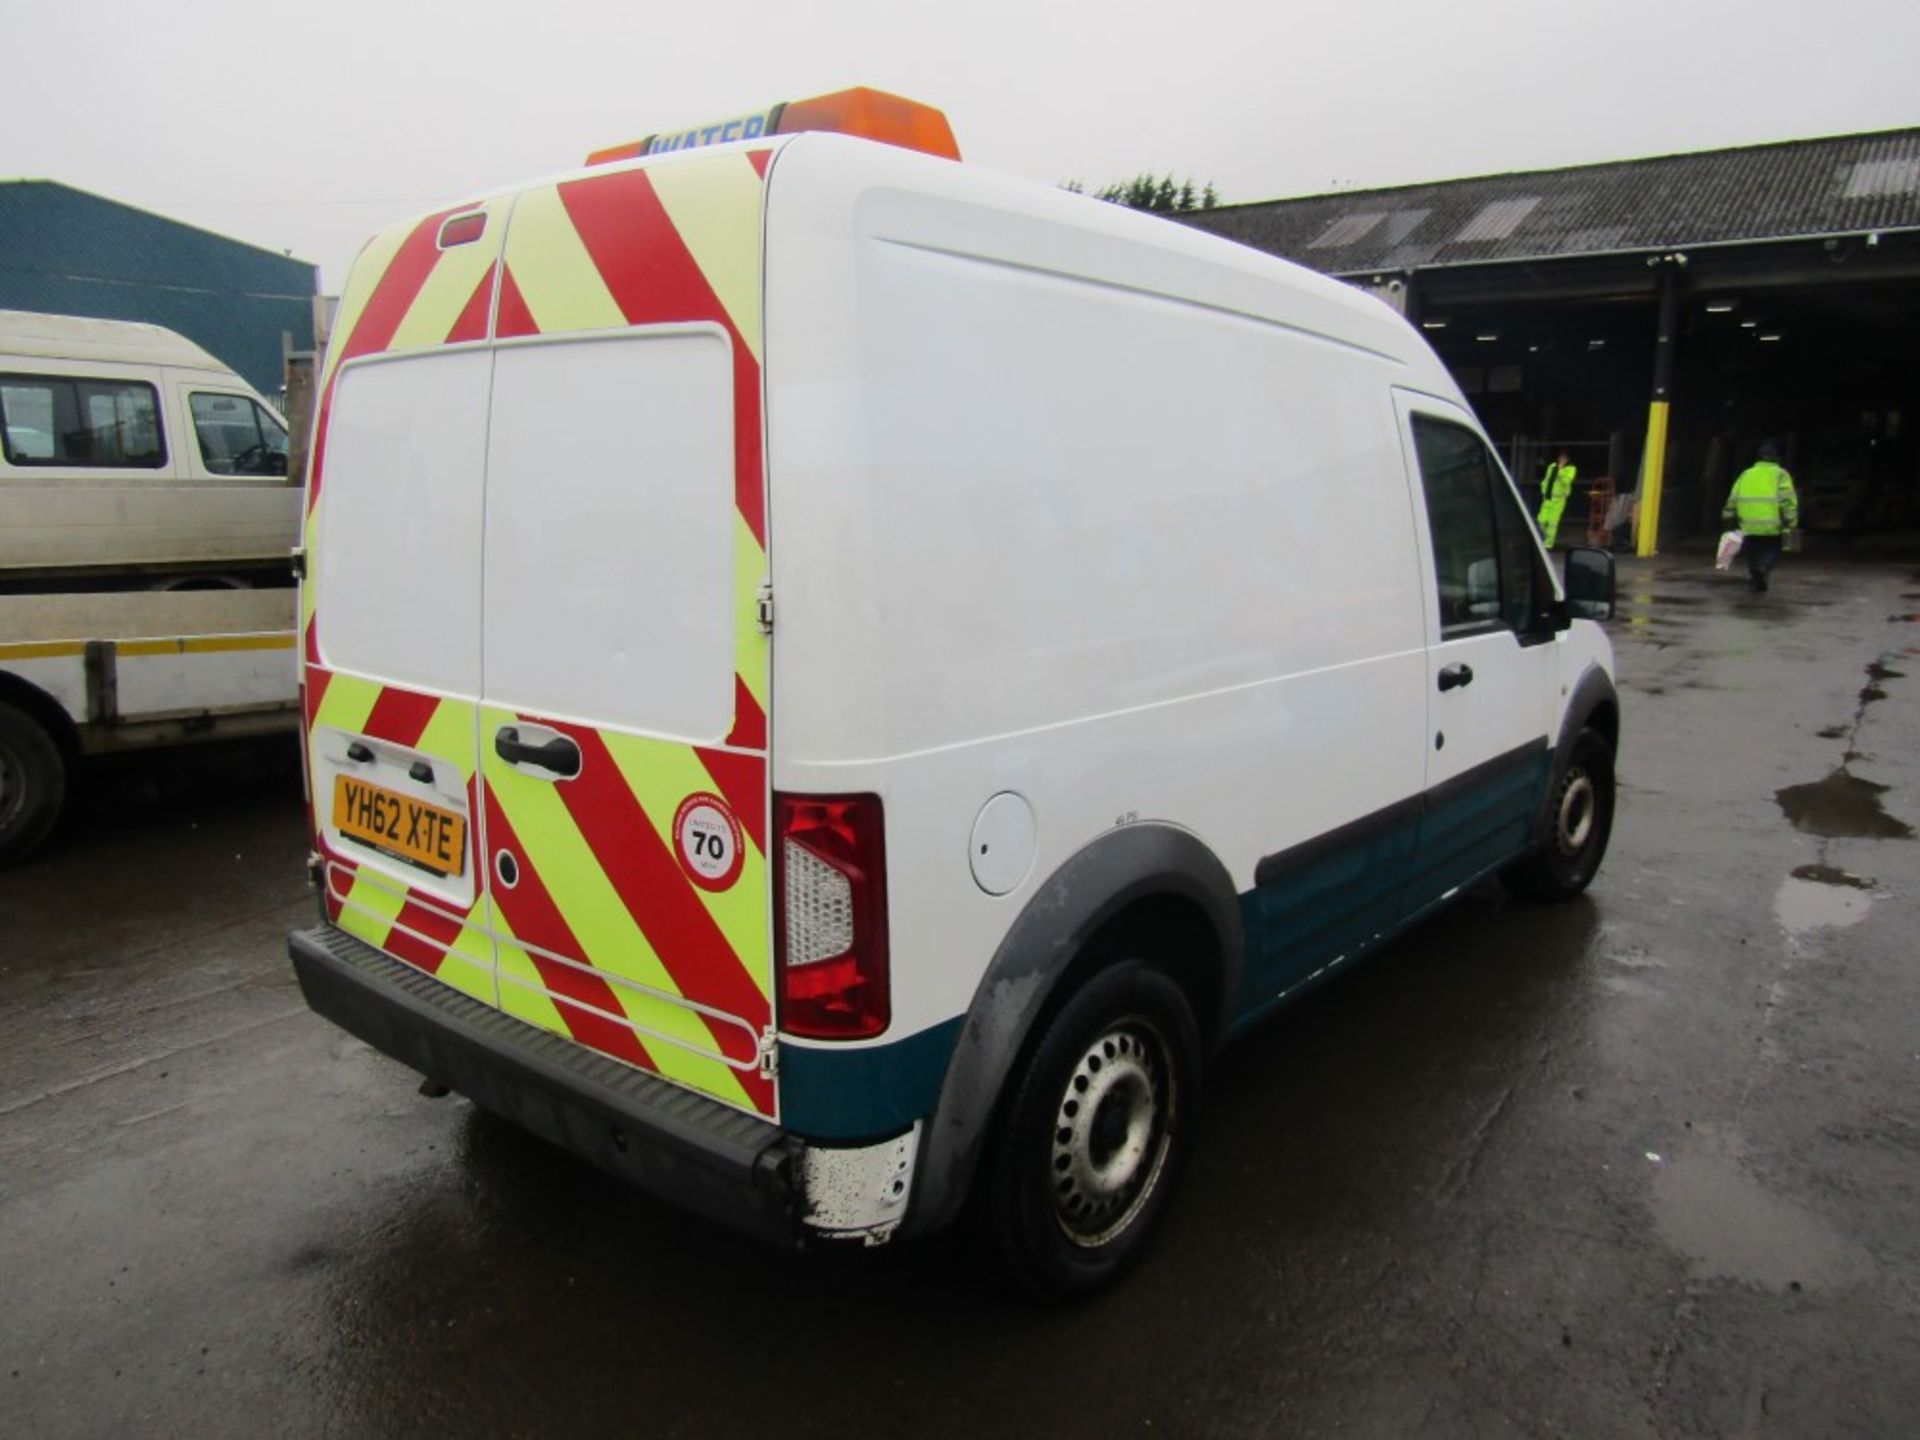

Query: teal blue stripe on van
left=1232, top=739, right=1550, bottom=1028
left=1237, top=797, right=1421, bottom=1011
left=1409, top=743, right=1551, bottom=903
left=777, top=1016, right=964, bottom=1142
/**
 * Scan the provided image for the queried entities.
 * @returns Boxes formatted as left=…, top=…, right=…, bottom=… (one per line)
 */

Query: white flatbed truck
left=0, top=590, right=299, bottom=864
left=0, top=310, right=302, bottom=865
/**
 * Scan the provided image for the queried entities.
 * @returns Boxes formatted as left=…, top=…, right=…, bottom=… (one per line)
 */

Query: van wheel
left=977, top=960, right=1201, bottom=1302
left=0, top=701, right=66, bottom=869
left=1505, top=729, right=1615, bottom=900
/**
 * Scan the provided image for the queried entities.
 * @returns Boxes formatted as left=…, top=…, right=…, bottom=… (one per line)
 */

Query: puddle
left=1791, top=863, right=1874, bottom=888
left=1651, top=1148, right=1873, bottom=1291
left=1776, top=769, right=1915, bottom=840
left=1864, top=661, right=1906, bottom=683
left=1609, top=949, right=1669, bottom=970
left=1774, top=871, right=1874, bottom=935
left=1860, top=685, right=1887, bottom=704
left=1598, top=974, right=1664, bottom=1000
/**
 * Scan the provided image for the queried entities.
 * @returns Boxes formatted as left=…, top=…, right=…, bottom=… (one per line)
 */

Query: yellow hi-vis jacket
left=1723, top=461, right=1799, bottom=537
left=1536, top=462, right=1576, bottom=544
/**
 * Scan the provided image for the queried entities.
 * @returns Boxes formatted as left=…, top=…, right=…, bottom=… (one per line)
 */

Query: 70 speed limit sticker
left=673, top=792, right=745, bottom=892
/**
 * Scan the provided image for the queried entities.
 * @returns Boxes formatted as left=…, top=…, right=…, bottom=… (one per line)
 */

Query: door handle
left=494, top=726, right=582, bottom=778
left=1437, top=663, right=1475, bottom=692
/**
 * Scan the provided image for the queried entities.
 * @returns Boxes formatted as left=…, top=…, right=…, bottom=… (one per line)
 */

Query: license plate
left=332, top=775, right=467, bottom=877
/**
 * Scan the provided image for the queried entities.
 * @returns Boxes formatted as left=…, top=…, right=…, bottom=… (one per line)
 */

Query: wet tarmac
left=4, top=553, right=1918, bottom=1438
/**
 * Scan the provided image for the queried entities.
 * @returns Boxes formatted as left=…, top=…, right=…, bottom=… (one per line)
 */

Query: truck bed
left=0, top=587, right=296, bottom=643
left=0, top=587, right=300, bottom=752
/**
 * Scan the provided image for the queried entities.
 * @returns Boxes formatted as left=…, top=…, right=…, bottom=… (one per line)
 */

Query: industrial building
left=1181, top=128, right=1920, bottom=550
left=0, top=180, right=317, bottom=397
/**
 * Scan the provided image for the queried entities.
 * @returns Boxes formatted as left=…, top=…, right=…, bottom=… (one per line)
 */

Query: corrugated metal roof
left=0, top=181, right=317, bottom=394
left=1179, top=128, right=1920, bottom=274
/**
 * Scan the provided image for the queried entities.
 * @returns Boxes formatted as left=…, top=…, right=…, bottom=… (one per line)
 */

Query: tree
left=1061, top=173, right=1220, bottom=214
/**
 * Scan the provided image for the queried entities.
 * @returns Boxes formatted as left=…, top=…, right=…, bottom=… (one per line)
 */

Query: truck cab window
left=0, top=374, right=165, bottom=468
left=189, top=392, right=289, bottom=476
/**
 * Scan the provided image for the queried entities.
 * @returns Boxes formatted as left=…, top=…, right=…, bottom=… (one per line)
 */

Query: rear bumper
left=289, top=924, right=803, bottom=1246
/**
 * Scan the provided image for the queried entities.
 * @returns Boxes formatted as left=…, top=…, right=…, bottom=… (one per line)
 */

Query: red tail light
left=774, top=792, right=889, bottom=1039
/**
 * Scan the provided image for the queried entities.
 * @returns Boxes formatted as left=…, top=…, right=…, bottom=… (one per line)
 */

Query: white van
left=288, top=97, right=1620, bottom=1300
left=0, top=310, right=296, bottom=585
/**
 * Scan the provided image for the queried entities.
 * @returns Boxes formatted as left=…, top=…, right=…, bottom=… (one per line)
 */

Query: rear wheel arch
left=901, top=822, right=1242, bottom=1239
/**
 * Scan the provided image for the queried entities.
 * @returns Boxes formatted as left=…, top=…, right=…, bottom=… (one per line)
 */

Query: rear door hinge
left=756, top=579, right=774, bottom=635
left=758, top=1028, right=780, bottom=1079
left=289, top=545, right=307, bottom=581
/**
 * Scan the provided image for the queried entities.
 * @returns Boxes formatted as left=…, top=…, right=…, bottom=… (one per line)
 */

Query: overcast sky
left=8, top=0, right=1918, bottom=291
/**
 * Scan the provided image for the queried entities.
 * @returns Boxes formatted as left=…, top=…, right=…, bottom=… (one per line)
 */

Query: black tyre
left=1505, top=728, right=1615, bottom=900
left=976, top=960, right=1201, bottom=1302
left=0, top=700, right=66, bottom=869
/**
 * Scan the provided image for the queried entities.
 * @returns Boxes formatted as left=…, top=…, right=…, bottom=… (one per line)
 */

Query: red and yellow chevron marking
left=482, top=706, right=773, bottom=1115
left=497, top=149, right=773, bottom=746
left=301, top=192, right=510, bottom=668
left=475, top=147, right=778, bottom=1114
left=308, top=671, right=494, bottom=1004
left=301, top=146, right=780, bottom=1118
left=301, top=184, right=513, bottom=907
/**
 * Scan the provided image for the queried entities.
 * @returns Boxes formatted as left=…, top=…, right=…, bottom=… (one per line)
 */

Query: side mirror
left=1565, top=546, right=1615, bottom=622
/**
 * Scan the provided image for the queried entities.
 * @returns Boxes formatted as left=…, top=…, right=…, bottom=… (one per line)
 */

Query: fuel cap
left=969, top=791, right=1036, bottom=896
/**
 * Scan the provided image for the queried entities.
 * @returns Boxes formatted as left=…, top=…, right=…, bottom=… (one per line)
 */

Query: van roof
left=0, top=309, right=228, bottom=371
left=347, top=132, right=1451, bottom=390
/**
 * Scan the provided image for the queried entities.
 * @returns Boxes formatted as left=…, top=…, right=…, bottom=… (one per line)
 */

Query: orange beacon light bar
left=585, top=87, right=960, bottom=166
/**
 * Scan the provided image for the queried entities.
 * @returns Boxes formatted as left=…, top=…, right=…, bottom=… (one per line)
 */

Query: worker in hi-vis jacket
left=1536, top=450, right=1577, bottom=549
left=1722, top=440, right=1800, bottom=593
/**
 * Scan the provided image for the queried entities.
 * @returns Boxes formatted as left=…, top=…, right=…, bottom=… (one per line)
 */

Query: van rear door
left=306, top=197, right=511, bottom=1005
left=474, top=155, right=777, bottom=1119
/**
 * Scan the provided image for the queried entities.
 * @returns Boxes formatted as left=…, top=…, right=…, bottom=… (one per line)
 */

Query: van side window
left=1490, top=464, right=1552, bottom=633
left=0, top=374, right=166, bottom=469
left=189, top=392, right=290, bottom=476
left=1412, top=415, right=1551, bottom=637
left=1412, top=415, right=1503, bottom=634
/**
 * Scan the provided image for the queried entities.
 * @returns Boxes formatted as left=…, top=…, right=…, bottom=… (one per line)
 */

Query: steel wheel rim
left=1557, top=770, right=1596, bottom=855
left=1049, top=1018, right=1175, bottom=1247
